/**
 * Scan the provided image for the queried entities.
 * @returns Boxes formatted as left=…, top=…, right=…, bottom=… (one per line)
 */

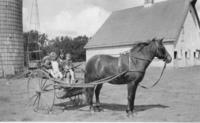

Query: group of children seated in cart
left=41, top=51, right=77, bottom=84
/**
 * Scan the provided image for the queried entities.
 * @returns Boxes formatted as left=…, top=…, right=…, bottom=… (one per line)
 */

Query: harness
left=118, top=52, right=167, bottom=89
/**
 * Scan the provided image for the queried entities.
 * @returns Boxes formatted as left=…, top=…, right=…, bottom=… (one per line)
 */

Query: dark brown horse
left=84, top=38, right=172, bottom=115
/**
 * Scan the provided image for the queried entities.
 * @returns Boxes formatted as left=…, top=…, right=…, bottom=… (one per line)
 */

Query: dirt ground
left=0, top=66, right=200, bottom=122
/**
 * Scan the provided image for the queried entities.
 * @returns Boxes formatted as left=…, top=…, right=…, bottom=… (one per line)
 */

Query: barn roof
left=85, top=0, right=199, bottom=49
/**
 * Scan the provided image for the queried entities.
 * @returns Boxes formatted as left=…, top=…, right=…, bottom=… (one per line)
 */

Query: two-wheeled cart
left=26, top=67, right=126, bottom=113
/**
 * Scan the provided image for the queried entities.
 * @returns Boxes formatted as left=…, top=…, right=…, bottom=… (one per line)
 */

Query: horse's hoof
left=93, top=106, right=103, bottom=112
left=126, top=110, right=138, bottom=117
left=89, top=105, right=103, bottom=112
left=126, top=110, right=134, bottom=117
left=126, top=112, right=134, bottom=118
left=89, top=106, right=95, bottom=113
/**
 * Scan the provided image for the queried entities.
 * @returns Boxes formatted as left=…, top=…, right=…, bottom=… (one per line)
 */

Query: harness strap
left=130, top=53, right=152, bottom=62
left=128, top=52, right=150, bottom=73
left=131, top=56, right=152, bottom=62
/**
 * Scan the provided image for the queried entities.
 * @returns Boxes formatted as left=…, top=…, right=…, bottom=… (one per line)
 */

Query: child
left=63, top=53, right=76, bottom=84
left=42, top=52, right=63, bottom=79
left=42, top=52, right=54, bottom=69
left=57, top=50, right=65, bottom=72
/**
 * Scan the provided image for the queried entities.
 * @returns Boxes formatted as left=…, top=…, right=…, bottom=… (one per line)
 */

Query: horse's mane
left=130, top=39, right=153, bottom=52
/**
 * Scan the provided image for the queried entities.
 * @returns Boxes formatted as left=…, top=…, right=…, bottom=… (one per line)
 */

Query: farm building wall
left=86, top=45, right=131, bottom=59
left=0, top=0, right=24, bottom=77
left=174, top=5, right=200, bottom=67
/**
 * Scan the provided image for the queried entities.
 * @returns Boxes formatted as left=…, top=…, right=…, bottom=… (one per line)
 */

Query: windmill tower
left=30, top=0, right=40, bottom=31
left=27, top=0, right=42, bottom=69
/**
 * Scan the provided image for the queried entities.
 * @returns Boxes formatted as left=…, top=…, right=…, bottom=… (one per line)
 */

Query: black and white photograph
left=0, top=0, right=200, bottom=121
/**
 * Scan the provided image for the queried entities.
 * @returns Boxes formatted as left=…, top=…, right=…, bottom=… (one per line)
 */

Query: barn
left=85, top=0, right=200, bottom=67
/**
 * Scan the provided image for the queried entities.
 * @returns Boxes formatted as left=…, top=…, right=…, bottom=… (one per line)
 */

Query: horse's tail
left=84, top=59, right=97, bottom=105
left=83, top=71, right=95, bottom=105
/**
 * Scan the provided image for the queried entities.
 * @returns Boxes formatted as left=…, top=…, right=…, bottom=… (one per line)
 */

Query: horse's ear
left=152, top=37, right=157, bottom=42
left=159, top=38, right=164, bottom=44
left=153, top=37, right=164, bottom=47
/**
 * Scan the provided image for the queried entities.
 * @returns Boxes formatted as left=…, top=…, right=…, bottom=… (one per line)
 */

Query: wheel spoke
left=43, top=84, right=54, bottom=91
left=39, top=79, right=43, bottom=89
left=33, top=94, right=39, bottom=106
left=29, top=94, right=37, bottom=101
left=41, top=80, right=47, bottom=90
left=36, top=94, right=41, bottom=109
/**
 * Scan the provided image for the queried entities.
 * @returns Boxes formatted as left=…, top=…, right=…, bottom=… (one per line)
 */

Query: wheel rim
left=27, top=77, right=56, bottom=113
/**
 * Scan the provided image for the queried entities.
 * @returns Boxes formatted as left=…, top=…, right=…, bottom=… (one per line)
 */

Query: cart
left=25, top=66, right=127, bottom=114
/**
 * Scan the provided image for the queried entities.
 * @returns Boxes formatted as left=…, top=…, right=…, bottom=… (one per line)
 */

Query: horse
left=84, top=38, right=172, bottom=115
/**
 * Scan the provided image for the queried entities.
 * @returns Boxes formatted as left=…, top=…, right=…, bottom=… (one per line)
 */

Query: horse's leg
left=85, top=87, right=95, bottom=111
left=95, top=84, right=103, bottom=111
left=126, top=81, right=139, bottom=116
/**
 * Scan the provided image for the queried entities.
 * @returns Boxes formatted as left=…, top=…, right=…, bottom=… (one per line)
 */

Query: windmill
left=27, top=0, right=42, bottom=69
left=30, top=0, right=40, bottom=31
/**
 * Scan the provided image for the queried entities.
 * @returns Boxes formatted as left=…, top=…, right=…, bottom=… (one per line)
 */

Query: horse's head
left=153, top=38, right=172, bottom=63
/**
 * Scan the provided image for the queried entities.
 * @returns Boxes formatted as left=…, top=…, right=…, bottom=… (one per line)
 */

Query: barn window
left=194, top=51, right=199, bottom=59
left=144, top=0, right=154, bottom=4
left=185, top=51, right=190, bottom=59
left=174, top=50, right=182, bottom=59
left=185, top=52, right=187, bottom=58
left=174, top=51, right=177, bottom=59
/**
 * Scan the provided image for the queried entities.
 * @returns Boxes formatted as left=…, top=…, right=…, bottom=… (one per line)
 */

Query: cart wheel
left=27, top=77, right=56, bottom=113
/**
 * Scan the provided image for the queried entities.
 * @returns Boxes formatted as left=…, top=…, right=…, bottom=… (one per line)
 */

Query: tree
left=43, top=35, right=89, bottom=62
left=71, top=36, right=89, bottom=62
left=23, top=30, right=48, bottom=50
left=23, top=31, right=89, bottom=64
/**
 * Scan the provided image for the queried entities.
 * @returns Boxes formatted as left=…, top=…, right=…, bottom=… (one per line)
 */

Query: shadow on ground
left=101, top=103, right=169, bottom=112
left=55, top=99, right=169, bottom=113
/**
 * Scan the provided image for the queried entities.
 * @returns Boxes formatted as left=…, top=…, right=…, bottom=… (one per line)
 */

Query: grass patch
left=0, top=96, right=10, bottom=103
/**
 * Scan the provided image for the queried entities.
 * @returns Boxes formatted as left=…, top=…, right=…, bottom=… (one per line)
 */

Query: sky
left=23, top=0, right=200, bottom=39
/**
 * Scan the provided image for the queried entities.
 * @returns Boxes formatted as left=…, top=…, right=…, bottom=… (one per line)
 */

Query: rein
left=139, top=62, right=167, bottom=89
